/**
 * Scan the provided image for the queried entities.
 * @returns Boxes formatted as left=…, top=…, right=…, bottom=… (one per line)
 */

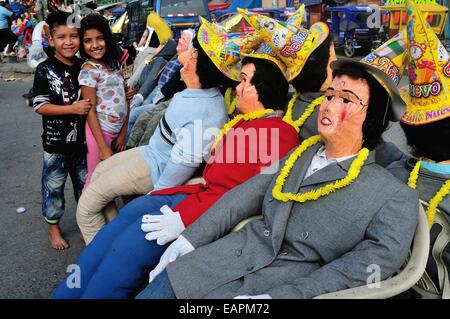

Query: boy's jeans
left=41, top=151, right=87, bottom=224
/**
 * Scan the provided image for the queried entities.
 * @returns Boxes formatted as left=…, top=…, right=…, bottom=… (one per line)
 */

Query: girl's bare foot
left=48, top=225, right=70, bottom=250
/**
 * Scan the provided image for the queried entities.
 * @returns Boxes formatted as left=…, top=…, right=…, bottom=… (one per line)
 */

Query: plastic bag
left=27, top=42, right=48, bottom=68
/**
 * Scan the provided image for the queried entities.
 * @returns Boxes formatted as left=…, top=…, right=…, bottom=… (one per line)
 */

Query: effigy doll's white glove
left=130, top=93, right=144, bottom=109
left=149, top=235, right=194, bottom=283
left=152, top=90, right=165, bottom=104
left=141, top=205, right=186, bottom=245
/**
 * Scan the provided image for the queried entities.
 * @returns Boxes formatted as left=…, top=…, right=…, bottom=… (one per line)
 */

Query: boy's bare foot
left=48, top=225, right=70, bottom=250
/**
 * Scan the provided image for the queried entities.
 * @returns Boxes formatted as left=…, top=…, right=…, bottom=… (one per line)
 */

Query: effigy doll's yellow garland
left=272, top=135, right=370, bottom=203
left=407, top=160, right=450, bottom=227
left=224, top=88, right=238, bottom=115
left=283, top=93, right=324, bottom=133
left=211, top=108, right=274, bottom=150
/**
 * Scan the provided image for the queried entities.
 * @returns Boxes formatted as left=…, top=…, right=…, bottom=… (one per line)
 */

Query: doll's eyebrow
left=328, top=87, right=361, bottom=101
left=239, top=72, right=249, bottom=80
left=342, top=89, right=362, bottom=101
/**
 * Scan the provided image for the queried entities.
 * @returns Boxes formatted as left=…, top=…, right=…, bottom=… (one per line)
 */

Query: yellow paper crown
left=401, top=0, right=450, bottom=125
left=146, top=11, right=173, bottom=44
left=353, top=29, right=409, bottom=119
left=238, top=8, right=329, bottom=81
left=218, top=13, right=245, bottom=33
left=230, top=10, right=288, bottom=79
left=361, top=29, right=408, bottom=86
left=285, top=3, right=305, bottom=28
left=197, top=17, right=264, bottom=81
left=242, top=45, right=289, bottom=79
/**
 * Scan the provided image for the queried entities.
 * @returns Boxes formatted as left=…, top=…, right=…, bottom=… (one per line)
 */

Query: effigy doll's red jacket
left=151, top=115, right=300, bottom=226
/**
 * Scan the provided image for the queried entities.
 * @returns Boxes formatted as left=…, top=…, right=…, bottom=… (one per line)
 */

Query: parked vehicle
left=122, top=0, right=153, bottom=46
left=210, top=0, right=291, bottom=26
left=118, top=0, right=210, bottom=44
left=380, top=2, right=448, bottom=39
left=326, top=5, right=384, bottom=57
left=208, top=0, right=231, bottom=12
left=154, top=0, right=210, bottom=39
left=209, top=0, right=262, bottom=21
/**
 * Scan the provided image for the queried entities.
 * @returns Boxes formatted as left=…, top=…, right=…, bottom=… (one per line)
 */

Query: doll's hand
left=149, top=235, right=194, bottom=283
left=141, top=205, right=185, bottom=245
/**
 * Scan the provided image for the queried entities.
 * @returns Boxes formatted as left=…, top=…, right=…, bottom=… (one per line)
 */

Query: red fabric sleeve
left=177, top=119, right=300, bottom=227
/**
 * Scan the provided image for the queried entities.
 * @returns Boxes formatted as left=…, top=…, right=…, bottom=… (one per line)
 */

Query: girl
left=74, top=33, right=231, bottom=245
left=78, top=14, right=131, bottom=190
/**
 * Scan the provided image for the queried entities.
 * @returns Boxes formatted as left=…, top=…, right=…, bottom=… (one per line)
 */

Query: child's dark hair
left=291, top=33, right=332, bottom=93
left=46, top=11, right=72, bottom=36
left=332, top=62, right=391, bottom=150
left=400, top=118, right=450, bottom=162
left=193, top=36, right=231, bottom=89
left=241, top=57, right=289, bottom=111
left=79, top=14, right=120, bottom=70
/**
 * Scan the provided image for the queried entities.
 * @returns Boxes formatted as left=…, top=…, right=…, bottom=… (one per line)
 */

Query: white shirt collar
left=304, top=145, right=357, bottom=180
left=316, top=145, right=357, bottom=163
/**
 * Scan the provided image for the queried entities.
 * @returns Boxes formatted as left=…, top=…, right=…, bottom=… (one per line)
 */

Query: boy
left=33, top=12, right=92, bottom=250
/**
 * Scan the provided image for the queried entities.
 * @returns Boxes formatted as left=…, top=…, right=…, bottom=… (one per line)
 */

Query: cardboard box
left=262, top=0, right=287, bottom=8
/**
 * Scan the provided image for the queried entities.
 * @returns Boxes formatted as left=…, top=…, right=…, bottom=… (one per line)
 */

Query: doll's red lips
left=321, top=117, right=332, bottom=126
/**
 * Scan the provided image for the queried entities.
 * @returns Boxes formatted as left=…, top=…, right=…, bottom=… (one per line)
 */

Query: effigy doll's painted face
left=177, top=31, right=193, bottom=54
left=236, top=63, right=264, bottom=114
left=179, top=47, right=198, bottom=83
left=318, top=74, right=370, bottom=146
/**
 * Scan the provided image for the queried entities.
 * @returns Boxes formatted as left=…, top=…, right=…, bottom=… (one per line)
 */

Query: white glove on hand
left=149, top=235, right=194, bottom=283
left=151, top=90, right=165, bottom=104
left=130, top=93, right=144, bottom=109
left=234, top=294, right=272, bottom=299
left=141, top=205, right=186, bottom=245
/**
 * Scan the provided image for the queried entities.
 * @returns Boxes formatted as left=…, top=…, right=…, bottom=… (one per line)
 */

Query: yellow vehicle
left=381, top=1, right=448, bottom=38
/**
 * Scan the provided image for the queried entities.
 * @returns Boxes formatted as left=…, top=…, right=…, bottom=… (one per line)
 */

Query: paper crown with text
left=399, top=0, right=450, bottom=125
left=197, top=17, right=264, bottom=81
left=238, top=8, right=329, bottom=81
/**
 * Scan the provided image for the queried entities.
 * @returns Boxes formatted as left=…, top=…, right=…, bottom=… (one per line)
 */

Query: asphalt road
left=0, top=77, right=85, bottom=299
left=0, top=74, right=409, bottom=299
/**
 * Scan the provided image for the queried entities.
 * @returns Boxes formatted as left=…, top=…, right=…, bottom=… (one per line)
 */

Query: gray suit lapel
left=300, top=160, right=351, bottom=188
left=270, top=147, right=376, bottom=254
left=283, top=142, right=323, bottom=193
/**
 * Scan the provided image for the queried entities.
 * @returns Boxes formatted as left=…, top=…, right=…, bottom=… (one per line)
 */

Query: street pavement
left=0, top=64, right=409, bottom=298
left=0, top=77, right=85, bottom=299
